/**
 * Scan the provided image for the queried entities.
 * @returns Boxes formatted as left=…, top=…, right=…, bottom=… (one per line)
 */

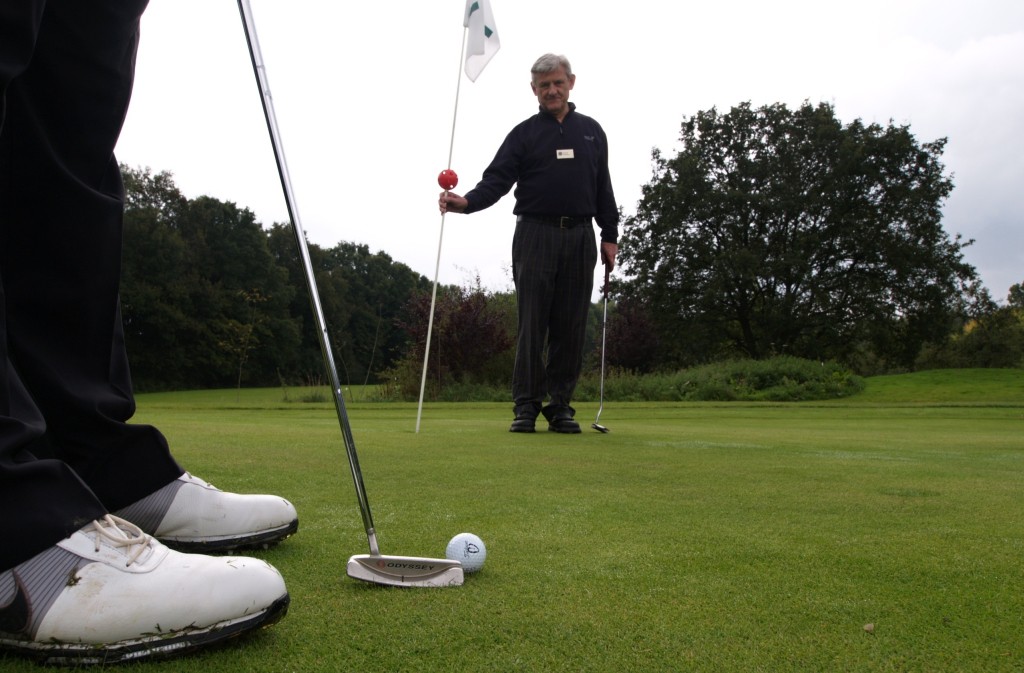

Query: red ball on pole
left=437, top=169, right=459, bottom=191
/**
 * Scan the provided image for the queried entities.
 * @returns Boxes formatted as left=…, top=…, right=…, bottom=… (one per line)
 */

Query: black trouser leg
left=0, top=0, right=182, bottom=571
left=545, top=228, right=597, bottom=409
left=510, top=220, right=597, bottom=416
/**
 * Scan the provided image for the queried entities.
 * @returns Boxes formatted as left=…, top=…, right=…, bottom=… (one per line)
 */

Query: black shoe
left=510, top=403, right=540, bottom=433
left=548, top=417, right=581, bottom=433
left=545, top=407, right=581, bottom=434
left=509, top=415, right=536, bottom=433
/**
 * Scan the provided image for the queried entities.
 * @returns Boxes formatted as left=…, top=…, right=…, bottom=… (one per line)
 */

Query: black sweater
left=463, top=103, right=619, bottom=244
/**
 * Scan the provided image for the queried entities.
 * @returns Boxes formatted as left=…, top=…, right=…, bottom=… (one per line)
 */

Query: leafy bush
left=573, top=356, right=865, bottom=402
left=383, top=281, right=516, bottom=401
left=385, top=356, right=864, bottom=403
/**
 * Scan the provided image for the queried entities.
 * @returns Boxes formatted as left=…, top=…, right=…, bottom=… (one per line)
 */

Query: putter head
left=591, top=422, right=610, bottom=433
left=347, top=554, right=464, bottom=588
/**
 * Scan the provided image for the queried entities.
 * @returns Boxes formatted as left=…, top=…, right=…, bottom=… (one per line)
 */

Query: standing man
left=1, top=1, right=295, bottom=663
left=440, top=53, right=618, bottom=434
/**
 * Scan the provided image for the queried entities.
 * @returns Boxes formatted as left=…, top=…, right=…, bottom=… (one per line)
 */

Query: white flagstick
left=415, top=27, right=470, bottom=433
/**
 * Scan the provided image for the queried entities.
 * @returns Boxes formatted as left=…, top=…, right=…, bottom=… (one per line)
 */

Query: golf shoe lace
left=88, top=515, right=154, bottom=567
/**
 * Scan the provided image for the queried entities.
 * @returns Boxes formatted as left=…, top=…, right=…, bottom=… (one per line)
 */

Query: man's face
left=531, top=66, right=575, bottom=119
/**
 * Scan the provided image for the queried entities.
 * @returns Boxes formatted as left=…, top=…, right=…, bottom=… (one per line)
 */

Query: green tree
left=619, top=101, right=983, bottom=371
left=324, top=242, right=430, bottom=386
left=917, top=307, right=1024, bottom=369
left=917, top=280, right=1024, bottom=369
left=122, top=166, right=439, bottom=391
left=120, top=166, right=197, bottom=390
left=1008, top=281, right=1024, bottom=309
left=121, top=167, right=298, bottom=390
left=122, top=166, right=188, bottom=219
left=174, top=196, right=298, bottom=388
left=265, top=224, right=327, bottom=382
left=219, top=289, right=268, bottom=396
left=265, top=226, right=430, bottom=387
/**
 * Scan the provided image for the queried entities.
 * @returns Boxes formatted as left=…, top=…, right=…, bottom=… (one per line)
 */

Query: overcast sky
left=116, top=0, right=1024, bottom=304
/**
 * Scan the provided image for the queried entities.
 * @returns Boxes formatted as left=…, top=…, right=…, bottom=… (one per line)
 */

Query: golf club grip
left=236, top=0, right=379, bottom=553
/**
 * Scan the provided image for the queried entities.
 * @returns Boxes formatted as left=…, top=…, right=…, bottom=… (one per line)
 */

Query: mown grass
left=839, top=368, right=1024, bottom=405
left=2, top=369, right=1021, bottom=672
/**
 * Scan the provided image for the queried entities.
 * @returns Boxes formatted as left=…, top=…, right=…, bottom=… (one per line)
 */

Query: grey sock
left=113, top=478, right=185, bottom=534
left=1, top=545, right=88, bottom=639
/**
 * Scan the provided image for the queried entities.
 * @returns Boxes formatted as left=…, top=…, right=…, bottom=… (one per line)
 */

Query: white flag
left=463, top=0, right=499, bottom=82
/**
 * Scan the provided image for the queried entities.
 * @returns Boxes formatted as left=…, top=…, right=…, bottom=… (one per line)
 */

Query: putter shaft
left=593, top=266, right=610, bottom=432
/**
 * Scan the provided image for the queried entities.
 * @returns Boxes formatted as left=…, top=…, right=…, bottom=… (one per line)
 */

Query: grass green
left=2, top=369, right=1022, bottom=672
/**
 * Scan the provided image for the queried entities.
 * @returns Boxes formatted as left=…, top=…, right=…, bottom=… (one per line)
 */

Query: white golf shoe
left=116, top=473, right=299, bottom=552
left=0, top=515, right=289, bottom=665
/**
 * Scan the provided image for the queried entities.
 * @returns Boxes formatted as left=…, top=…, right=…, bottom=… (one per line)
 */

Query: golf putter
left=592, top=265, right=610, bottom=433
left=237, top=0, right=462, bottom=587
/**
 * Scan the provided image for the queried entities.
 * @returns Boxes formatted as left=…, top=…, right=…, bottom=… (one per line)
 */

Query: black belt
left=517, top=214, right=592, bottom=229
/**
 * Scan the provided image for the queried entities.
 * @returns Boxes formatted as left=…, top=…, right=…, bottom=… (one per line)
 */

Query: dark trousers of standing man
left=510, top=217, right=598, bottom=419
left=0, top=0, right=184, bottom=572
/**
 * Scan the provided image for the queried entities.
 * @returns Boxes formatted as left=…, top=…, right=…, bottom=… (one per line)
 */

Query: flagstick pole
left=416, top=26, right=469, bottom=433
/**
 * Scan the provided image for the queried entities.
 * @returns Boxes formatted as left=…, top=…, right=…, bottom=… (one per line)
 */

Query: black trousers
left=0, top=0, right=182, bottom=572
left=510, top=218, right=598, bottom=416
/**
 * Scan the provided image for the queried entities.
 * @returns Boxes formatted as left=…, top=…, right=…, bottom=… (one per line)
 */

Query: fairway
left=4, top=372, right=1021, bottom=672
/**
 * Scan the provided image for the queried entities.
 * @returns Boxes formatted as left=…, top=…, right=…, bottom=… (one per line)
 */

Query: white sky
left=117, top=0, right=1024, bottom=304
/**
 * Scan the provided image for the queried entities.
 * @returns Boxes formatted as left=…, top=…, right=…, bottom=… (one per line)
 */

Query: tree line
left=119, top=102, right=1022, bottom=394
left=121, top=166, right=432, bottom=391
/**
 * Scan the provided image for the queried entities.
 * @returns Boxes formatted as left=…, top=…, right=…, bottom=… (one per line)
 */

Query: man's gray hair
left=531, top=53, right=572, bottom=77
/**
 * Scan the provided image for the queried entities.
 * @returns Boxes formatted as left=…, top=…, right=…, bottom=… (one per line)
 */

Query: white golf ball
left=446, top=532, right=487, bottom=573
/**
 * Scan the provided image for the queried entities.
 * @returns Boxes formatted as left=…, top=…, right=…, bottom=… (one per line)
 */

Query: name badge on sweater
left=556, top=149, right=575, bottom=160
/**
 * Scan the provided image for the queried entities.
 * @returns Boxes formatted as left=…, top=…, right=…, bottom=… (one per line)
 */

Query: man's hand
left=439, top=192, right=468, bottom=214
left=600, top=242, right=617, bottom=271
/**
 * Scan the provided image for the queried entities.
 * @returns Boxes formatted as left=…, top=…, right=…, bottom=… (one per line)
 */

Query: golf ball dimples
left=446, top=532, right=486, bottom=573
left=437, top=169, right=458, bottom=190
